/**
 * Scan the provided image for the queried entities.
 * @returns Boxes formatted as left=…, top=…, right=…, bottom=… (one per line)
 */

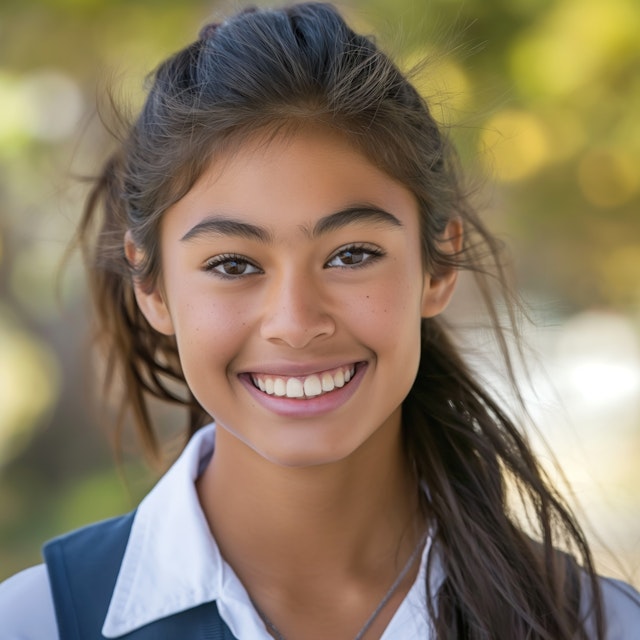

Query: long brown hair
left=77, top=3, right=605, bottom=637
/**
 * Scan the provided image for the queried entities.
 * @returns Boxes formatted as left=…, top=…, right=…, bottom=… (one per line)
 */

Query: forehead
left=162, top=126, right=420, bottom=240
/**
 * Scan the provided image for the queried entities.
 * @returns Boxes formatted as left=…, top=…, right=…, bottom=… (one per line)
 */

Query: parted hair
left=77, top=3, right=604, bottom=638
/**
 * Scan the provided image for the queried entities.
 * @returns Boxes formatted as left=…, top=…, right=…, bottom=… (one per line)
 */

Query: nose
left=260, top=271, right=336, bottom=348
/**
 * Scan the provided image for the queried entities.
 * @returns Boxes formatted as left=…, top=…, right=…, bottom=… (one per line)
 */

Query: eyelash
left=325, top=243, right=385, bottom=269
left=203, top=244, right=385, bottom=279
left=203, top=253, right=262, bottom=279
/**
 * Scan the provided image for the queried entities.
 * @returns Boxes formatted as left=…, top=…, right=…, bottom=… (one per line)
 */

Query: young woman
left=1, top=3, right=638, bottom=638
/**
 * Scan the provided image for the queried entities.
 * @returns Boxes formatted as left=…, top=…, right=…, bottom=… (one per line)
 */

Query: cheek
left=340, top=271, right=424, bottom=343
left=170, top=293, right=251, bottom=369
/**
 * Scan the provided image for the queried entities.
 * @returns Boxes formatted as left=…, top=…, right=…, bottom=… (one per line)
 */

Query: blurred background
left=0, top=0, right=638, bottom=585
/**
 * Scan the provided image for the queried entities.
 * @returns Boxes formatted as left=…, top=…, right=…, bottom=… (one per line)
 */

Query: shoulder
left=43, top=513, right=136, bottom=639
left=0, top=514, right=135, bottom=640
left=582, top=574, right=640, bottom=639
left=600, top=576, right=640, bottom=639
left=0, top=564, right=58, bottom=639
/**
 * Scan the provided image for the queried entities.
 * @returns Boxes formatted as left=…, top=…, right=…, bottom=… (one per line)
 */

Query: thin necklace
left=251, top=534, right=426, bottom=640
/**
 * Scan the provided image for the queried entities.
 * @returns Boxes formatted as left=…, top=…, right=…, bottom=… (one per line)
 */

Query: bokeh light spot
left=20, top=70, right=85, bottom=142
left=0, top=69, right=84, bottom=147
left=0, top=72, right=31, bottom=151
left=480, top=109, right=550, bottom=182
left=403, top=50, right=471, bottom=124
left=0, top=311, right=61, bottom=468
left=510, top=0, right=639, bottom=98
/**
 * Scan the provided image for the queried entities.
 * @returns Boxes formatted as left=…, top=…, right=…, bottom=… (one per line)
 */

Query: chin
left=246, top=428, right=367, bottom=469
left=256, top=443, right=357, bottom=469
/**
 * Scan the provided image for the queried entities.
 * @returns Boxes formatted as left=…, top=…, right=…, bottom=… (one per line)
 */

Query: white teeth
left=252, top=366, right=356, bottom=399
left=286, top=378, right=304, bottom=398
left=321, top=373, right=335, bottom=392
left=303, top=375, right=322, bottom=397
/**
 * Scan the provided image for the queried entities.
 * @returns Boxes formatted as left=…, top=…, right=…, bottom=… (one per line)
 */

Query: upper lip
left=240, top=360, right=364, bottom=378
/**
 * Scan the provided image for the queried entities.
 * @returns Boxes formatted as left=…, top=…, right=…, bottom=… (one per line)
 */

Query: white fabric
left=0, top=423, right=638, bottom=639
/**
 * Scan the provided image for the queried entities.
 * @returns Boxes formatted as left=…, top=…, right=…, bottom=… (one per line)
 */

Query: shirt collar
left=102, top=424, right=244, bottom=637
left=101, top=423, right=442, bottom=638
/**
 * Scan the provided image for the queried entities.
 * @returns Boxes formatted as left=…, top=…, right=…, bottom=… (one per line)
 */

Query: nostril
left=260, top=300, right=336, bottom=348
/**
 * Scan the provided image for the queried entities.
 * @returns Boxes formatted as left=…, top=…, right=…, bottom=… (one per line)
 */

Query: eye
left=204, top=254, right=262, bottom=278
left=325, top=243, right=385, bottom=269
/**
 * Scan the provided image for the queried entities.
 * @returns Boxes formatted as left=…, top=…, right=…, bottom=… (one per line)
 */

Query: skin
left=132, top=126, right=460, bottom=639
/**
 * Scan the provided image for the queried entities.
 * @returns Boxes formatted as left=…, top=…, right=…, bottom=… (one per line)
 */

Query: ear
left=421, top=220, right=462, bottom=318
left=125, top=231, right=175, bottom=336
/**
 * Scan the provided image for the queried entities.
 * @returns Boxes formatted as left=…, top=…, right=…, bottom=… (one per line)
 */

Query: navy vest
left=43, top=512, right=238, bottom=640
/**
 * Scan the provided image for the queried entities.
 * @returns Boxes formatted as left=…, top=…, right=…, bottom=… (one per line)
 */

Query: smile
left=250, top=365, right=356, bottom=399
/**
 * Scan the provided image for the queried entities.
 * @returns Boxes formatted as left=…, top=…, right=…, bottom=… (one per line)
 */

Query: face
left=133, top=127, right=458, bottom=467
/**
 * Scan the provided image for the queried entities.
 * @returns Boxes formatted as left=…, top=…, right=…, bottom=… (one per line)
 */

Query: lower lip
left=239, top=363, right=368, bottom=418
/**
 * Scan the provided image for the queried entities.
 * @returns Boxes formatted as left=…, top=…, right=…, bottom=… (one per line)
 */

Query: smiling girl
left=0, top=3, right=638, bottom=639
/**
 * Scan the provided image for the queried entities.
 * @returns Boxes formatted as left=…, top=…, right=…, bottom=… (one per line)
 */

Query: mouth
left=249, top=364, right=358, bottom=400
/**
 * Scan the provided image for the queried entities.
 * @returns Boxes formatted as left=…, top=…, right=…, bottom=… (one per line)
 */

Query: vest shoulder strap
left=43, top=512, right=237, bottom=640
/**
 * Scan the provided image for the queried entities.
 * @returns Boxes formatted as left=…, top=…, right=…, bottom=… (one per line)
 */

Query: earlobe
left=124, top=231, right=175, bottom=336
left=420, top=220, right=462, bottom=318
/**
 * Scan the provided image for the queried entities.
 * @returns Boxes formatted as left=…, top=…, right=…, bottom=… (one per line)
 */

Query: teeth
left=286, top=378, right=304, bottom=398
left=321, top=373, right=334, bottom=392
left=273, top=378, right=286, bottom=396
left=252, top=366, right=356, bottom=399
left=303, top=375, right=322, bottom=397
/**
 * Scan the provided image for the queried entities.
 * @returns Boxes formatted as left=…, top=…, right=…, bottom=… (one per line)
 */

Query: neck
left=197, top=419, right=422, bottom=584
left=197, top=420, right=426, bottom=639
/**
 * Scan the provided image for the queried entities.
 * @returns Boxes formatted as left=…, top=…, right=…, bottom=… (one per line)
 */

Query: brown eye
left=326, top=244, right=384, bottom=268
left=205, top=254, right=261, bottom=278
left=221, top=259, right=249, bottom=275
left=337, top=249, right=365, bottom=265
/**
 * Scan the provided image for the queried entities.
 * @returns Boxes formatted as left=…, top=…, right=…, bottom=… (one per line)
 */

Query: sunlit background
left=1, top=0, right=638, bottom=586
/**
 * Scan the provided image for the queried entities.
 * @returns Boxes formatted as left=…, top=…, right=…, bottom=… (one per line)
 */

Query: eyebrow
left=180, top=205, right=403, bottom=243
left=311, top=206, right=403, bottom=237
left=180, top=217, right=272, bottom=243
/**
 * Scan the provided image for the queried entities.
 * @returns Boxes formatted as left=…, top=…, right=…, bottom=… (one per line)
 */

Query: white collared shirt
left=0, top=424, right=436, bottom=639
left=1, top=423, right=639, bottom=639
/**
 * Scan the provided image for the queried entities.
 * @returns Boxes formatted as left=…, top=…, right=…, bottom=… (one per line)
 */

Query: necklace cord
left=251, top=534, right=427, bottom=640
